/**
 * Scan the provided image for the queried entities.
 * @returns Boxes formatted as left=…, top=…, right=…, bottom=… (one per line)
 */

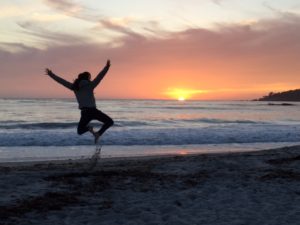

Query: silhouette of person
left=45, top=60, right=114, bottom=143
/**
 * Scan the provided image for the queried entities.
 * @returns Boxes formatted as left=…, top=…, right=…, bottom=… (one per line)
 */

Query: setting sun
left=1, top=0, right=300, bottom=100
left=165, top=88, right=207, bottom=100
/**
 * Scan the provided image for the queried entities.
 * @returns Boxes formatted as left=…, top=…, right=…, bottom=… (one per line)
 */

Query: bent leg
left=77, top=110, right=93, bottom=135
left=94, top=109, right=114, bottom=137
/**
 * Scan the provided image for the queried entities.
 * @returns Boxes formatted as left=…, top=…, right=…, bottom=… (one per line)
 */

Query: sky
left=1, top=0, right=300, bottom=100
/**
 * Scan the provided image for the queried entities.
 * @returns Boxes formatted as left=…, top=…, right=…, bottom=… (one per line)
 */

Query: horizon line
left=0, top=97, right=255, bottom=101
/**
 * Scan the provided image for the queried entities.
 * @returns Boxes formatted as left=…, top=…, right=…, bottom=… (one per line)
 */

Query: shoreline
left=1, top=145, right=300, bottom=224
left=1, top=142, right=300, bottom=164
left=0, top=144, right=298, bottom=168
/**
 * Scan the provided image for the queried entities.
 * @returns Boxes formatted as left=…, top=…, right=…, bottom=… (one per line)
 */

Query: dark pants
left=77, top=108, right=114, bottom=136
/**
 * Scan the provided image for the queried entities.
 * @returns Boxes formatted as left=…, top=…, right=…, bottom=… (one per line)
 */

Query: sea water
left=1, top=98, right=300, bottom=161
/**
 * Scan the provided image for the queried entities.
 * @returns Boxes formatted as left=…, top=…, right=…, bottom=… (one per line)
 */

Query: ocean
left=1, top=98, right=300, bottom=162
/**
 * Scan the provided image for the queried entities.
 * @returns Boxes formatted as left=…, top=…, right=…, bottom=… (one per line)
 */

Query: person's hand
left=45, top=68, right=53, bottom=76
left=106, top=60, right=111, bottom=68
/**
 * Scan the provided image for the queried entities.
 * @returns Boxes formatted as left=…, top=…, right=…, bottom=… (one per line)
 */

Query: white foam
left=1, top=123, right=300, bottom=146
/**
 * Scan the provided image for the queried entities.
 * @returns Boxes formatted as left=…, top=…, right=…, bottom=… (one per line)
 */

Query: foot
left=88, top=126, right=99, bottom=143
left=94, top=132, right=101, bottom=144
left=88, top=126, right=95, bottom=134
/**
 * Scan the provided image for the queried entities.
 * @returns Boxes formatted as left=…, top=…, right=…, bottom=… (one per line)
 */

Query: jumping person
left=45, top=60, right=114, bottom=143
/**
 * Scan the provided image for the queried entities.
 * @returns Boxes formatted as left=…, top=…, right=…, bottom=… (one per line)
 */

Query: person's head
left=72, top=71, right=91, bottom=91
left=78, top=71, right=91, bottom=81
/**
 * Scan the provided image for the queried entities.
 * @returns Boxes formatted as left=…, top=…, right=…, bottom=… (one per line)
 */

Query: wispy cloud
left=0, top=42, right=36, bottom=53
left=16, top=20, right=89, bottom=46
left=42, top=0, right=152, bottom=42
left=263, top=1, right=284, bottom=14
left=95, top=18, right=145, bottom=41
left=262, top=1, right=300, bottom=17
left=212, top=0, right=223, bottom=5
left=43, top=0, right=102, bottom=22
left=42, top=0, right=166, bottom=39
left=43, top=0, right=83, bottom=15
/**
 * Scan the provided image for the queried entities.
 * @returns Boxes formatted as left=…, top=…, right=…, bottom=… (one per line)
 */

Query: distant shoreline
left=255, top=89, right=300, bottom=102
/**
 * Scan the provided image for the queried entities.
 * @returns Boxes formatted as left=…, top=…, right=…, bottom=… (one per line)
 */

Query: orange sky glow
left=1, top=0, right=300, bottom=100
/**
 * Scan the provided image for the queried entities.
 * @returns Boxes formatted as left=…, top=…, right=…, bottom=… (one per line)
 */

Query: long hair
left=72, top=72, right=91, bottom=91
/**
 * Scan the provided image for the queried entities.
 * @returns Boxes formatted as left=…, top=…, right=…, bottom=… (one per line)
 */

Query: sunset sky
left=1, top=0, right=300, bottom=100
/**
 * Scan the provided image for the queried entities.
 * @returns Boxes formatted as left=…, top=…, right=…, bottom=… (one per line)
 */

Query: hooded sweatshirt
left=74, top=80, right=96, bottom=109
left=48, top=64, right=110, bottom=109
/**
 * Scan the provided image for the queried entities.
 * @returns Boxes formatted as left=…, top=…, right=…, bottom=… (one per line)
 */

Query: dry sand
left=0, top=146, right=300, bottom=225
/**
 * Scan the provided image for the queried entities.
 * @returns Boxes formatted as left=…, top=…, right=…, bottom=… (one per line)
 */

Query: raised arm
left=45, top=68, right=73, bottom=90
left=91, top=60, right=111, bottom=88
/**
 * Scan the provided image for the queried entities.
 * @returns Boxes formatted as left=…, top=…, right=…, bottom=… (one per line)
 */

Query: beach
left=2, top=0, right=300, bottom=223
left=1, top=146, right=300, bottom=225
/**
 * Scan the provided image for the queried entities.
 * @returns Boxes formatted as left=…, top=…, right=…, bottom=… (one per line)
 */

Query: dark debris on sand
left=259, top=169, right=300, bottom=181
left=0, top=192, right=80, bottom=221
left=267, top=155, right=300, bottom=165
left=0, top=157, right=209, bottom=223
left=44, top=167, right=209, bottom=193
left=1, top=149, right=300, bottom=224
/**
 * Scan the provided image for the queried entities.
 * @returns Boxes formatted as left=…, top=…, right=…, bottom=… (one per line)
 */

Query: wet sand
left=0, top=146, right=300, bottom=225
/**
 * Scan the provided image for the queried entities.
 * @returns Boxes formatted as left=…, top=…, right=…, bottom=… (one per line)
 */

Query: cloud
left=42, top=0, right=165, bottom=39
left=43, top=0, right=102, bottom=22
left=212, top=0, right=223, bottom=5
left=16, top=20, right=90, bottom=46
left=95, top=18, right=145, bottom=41
left=1, top=13, right=300, bottom=99
left=0, top=42, right=36, bottom=53
left=42, top=0, right=154, bottom=42
left=43, top=0, right=83, bottom=15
